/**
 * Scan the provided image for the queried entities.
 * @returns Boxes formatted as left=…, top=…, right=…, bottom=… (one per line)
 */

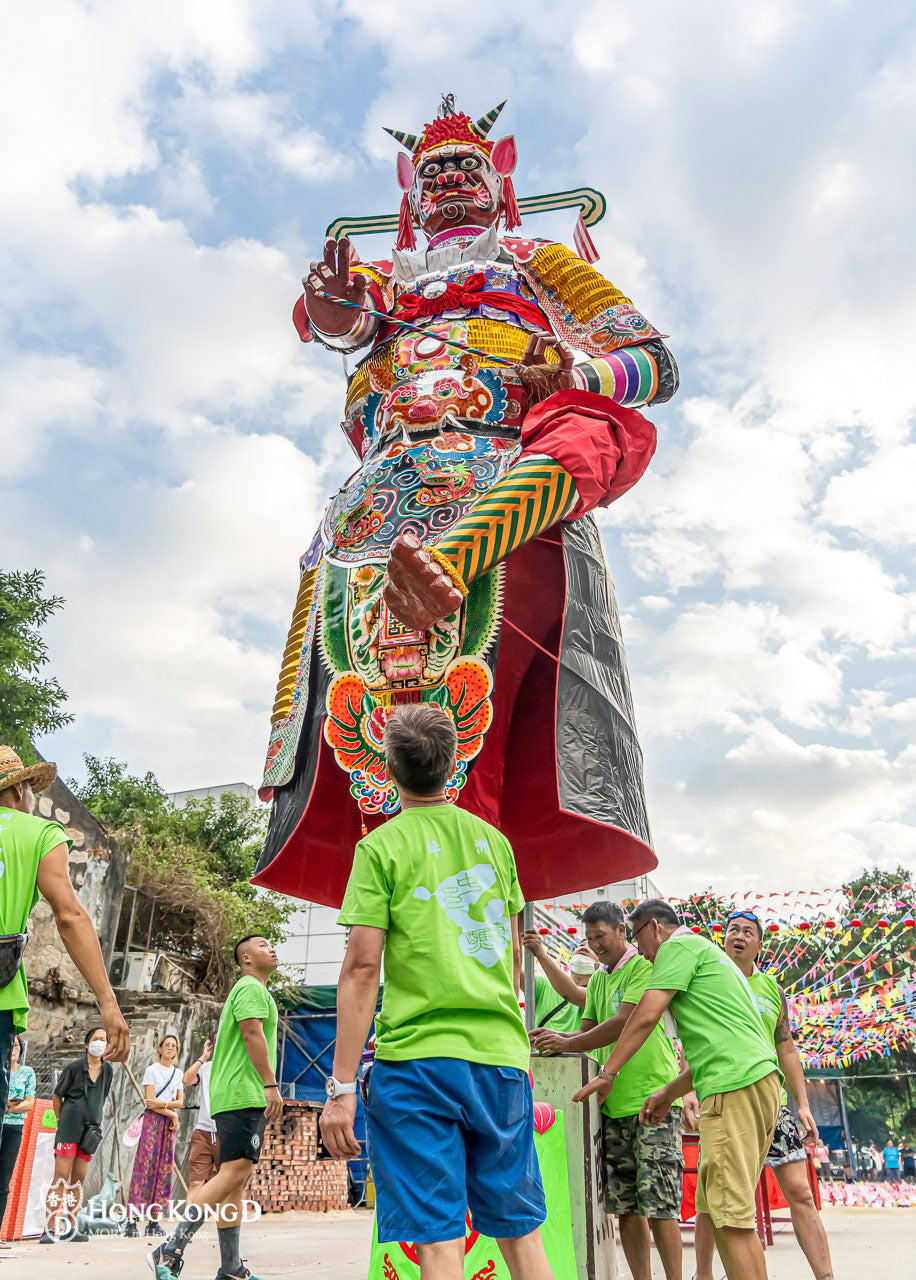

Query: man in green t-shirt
left=522, top=926, right=596, bottom=1038
left=694, top=910, right=834, bottom=1280
left=574, top=899, right=780, bottom=1280
left=531, top=901, right=686, bottom=1280
left=320, top=704, right=554, bottom=1280
left=0, top=747, right=129, bottom=1122
left=151, top=935, right=281, bottom=1280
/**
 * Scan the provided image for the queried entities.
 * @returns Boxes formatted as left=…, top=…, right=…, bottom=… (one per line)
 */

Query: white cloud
left=0, top=0, right=913, bottom=894
left=651, top=724, right=916, bottom=893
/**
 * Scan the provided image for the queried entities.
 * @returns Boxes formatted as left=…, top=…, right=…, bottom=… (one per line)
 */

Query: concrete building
left=167, top=781, right=256, bottom=807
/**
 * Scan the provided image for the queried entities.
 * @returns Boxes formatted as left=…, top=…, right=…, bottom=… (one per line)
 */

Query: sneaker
left=146, top=1221, right=167, bottom=1237
left=148, top=1244, right=184, bottom=1278
left=39, top=1229, right=56, bottom=1244
left=216, top=1269, right=262, bottom=1280
left=125, top=1220, right=140, bottom=1238
left=65, top=1229, right=89, bottom=1242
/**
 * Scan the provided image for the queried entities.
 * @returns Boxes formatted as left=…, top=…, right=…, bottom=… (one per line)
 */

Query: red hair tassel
left=397, top=191, right=417, bottom=251
left=502, top=175, right=521, bottom=231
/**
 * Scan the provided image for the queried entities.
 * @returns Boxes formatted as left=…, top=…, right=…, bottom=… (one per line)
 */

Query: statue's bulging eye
left=421, top=162, right=440, bottom=177
left=459, top=157, right=479, bottom=170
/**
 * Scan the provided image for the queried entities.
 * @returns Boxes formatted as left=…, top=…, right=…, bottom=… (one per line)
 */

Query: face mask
left=87, top=1040, right=106, bottom=1058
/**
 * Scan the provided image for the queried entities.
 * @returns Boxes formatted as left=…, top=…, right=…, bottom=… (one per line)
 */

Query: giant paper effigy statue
left=253, top=97, right=678, bottom=907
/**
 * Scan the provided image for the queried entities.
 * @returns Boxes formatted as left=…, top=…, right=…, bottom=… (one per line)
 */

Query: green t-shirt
left=584, top=954, right=681, bottom=1119
left=0, top=809, right=70, bottom=1032
left=209, top=975, right=279, bottom=1115
left=647, top=933, right=779, bottom=1101
left=533, top=974, right=583, bottom=1036
left=747, top=968, right=788, bottom=1105
left=338, top=804, right=529, bottom=1070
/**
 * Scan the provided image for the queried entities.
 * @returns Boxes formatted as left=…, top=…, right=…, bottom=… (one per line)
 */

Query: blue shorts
left=366, top=1057, right=546, bottom=1245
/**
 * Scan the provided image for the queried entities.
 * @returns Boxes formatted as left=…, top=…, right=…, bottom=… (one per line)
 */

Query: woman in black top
left=41, top=1026, right=113, bottom=1244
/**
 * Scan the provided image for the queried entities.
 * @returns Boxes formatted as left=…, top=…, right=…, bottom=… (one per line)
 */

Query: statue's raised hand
left=303, top=236, right=368, bottom=336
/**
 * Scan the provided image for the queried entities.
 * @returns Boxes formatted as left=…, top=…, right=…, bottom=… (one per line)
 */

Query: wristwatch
left=325, top=1076, right=358, bottom=1099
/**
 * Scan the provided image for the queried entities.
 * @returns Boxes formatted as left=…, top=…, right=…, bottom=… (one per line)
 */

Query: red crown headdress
left=384, top=95, right=520, bottom=249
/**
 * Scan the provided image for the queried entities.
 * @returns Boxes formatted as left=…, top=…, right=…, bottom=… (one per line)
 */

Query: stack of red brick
left=248, top=1100, right=350, bottom=1214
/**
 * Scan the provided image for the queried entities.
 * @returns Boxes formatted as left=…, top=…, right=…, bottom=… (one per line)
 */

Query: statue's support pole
left=523, top=902, right=536, bottom=1032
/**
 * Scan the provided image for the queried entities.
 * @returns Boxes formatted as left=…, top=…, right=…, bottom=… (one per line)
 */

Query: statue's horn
left=384, top=127, right=420, bottom=153
left=474, top=101, right=506, bottom=137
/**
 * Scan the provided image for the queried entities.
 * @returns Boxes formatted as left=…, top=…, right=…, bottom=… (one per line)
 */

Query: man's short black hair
left=581, top=901, right=625, bottom=929
left=234, top=934, right=265, bottom=966
left=628, top=898, right=680, bottom=929
left=384, top=704, right=458, bottom=796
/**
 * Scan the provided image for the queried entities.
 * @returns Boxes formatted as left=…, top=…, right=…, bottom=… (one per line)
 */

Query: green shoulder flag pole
left=326, top=187, right=607, bottom=241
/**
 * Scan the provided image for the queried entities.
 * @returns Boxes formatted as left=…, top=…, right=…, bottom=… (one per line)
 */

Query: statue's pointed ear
left=397, top=152, right=415, bottom=191
left=491, top=136, right=517, bottom=176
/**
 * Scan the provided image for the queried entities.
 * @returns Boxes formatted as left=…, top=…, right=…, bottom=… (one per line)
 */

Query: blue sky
left=2, top=0, right=914, bottom=892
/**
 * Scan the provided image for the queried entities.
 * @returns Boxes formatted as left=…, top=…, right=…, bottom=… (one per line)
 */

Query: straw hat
left=0, top=747, right=57, bottom=795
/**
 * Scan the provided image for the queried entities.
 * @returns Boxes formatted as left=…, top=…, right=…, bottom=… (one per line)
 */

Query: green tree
left=0, top=569, right=72, bottom=758
left=73, top=755, right=294, bottom=997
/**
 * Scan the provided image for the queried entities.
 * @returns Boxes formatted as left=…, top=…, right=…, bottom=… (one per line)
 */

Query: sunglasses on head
left=726, top=910, right=760, bottom=926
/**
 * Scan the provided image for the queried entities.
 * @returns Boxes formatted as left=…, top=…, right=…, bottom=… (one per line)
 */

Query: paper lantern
left=878, top=918, right=891, bottom=929
left=691, top=925, right=702, bottom=934
left=711, top=923, right=723, bottom=934
left=567, top=926, right=577, bottom=935
left=538, top=927, right=549, bottom=935
left=825, top=920, right=836, bottom=930
left=903, top=917, right=916, bottom=928
left=768, top=923, right=779, bottom=933
left=799, top=921, right=810, bottom=931
left=851, top=918, right=862, bottom=928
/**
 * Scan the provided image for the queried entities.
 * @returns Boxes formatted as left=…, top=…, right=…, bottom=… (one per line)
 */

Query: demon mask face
left=385, top=97, right=520, bottom=249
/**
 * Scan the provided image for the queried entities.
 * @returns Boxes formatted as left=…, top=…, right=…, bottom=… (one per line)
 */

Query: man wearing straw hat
left=0, top=746, right=130, bottom=1121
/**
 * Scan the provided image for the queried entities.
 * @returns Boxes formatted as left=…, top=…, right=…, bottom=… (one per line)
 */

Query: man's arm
left=522, top=931, right=588, bottom=1008
left=566, top=1004, right=635, bottom=1052
left=238, top=1018, right=283, bottom=1122
left=532, top=1005, right=635, bottom=1056
left=320, top=925, right=385, bottom=1160
left=638, top=1067, right=696, bottom=1126
left=182, top=1038, right=212, bottom=1089
left=774, top=989, right=819, bottom=1143
left=572, top=989, right=676, bottom=1105
left=6, top=1095, right=35, bottom=1114
left=36, top=844, right=129, bottom=1062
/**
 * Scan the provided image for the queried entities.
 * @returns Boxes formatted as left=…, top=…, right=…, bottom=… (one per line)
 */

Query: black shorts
left=214, top=1108, right=267, bottom=1165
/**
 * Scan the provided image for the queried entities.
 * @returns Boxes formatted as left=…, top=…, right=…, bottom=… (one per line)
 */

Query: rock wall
left=29, top=990, right=224, bottom=1201
left=25, top=775, right=128, bottom=1043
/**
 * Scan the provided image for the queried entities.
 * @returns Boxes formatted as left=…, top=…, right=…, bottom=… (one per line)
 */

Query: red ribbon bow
left=396, top=272, right=488, bottom=321
left=393, top=271, right=549, bottom=331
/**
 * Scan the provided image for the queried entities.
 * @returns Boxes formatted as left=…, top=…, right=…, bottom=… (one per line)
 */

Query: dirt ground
left=5, top=1205, right=914, bottom=1277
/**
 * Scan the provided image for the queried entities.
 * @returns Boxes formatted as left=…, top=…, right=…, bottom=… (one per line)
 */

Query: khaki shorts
left=188, top=1127, right=221, bottom=1183
left=695, top=1072, right=780, bottom=1229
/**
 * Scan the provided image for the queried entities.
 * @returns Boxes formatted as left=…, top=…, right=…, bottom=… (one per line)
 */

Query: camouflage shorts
left=602, top=1109, right=684, bottom=1219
